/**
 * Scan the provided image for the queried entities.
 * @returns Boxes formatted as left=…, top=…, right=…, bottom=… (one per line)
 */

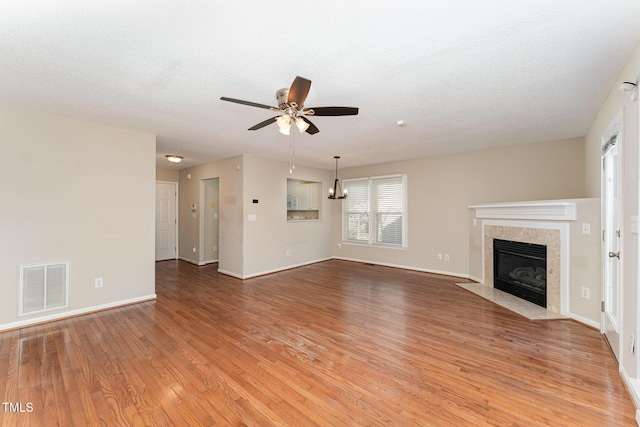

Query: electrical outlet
left=95, top=277, right=103, bottom=288
left=337, top=243, right=342, bottom=249
left=286, top=250, right=291, bottom=256
left=192, top=247, right=197, bottom=253
left=581, top=287, right=590, bottom=299
left=213, top=245, right=217, bottom=252
left=437, top=253, right=442, bottom=260
left=444, top=254, right=450, bottom=261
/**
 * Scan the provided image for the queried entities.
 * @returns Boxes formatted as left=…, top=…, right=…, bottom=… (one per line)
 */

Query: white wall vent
left=19, top=262, right=69, bottom=316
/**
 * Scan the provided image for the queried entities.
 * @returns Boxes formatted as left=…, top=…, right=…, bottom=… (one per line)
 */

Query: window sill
left=341, top=241, right=407, bottom=250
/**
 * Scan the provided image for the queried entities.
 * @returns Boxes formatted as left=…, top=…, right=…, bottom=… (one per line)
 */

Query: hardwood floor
left=0, top=259, right=636, bottom=426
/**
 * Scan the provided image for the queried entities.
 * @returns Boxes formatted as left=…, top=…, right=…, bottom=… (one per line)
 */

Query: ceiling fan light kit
left=276, top=115, right=291, bottom=135
left=295, top=117, right=310, bottom=133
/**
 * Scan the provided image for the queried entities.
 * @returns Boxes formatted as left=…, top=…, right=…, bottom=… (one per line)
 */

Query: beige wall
left=178, top=154, right=333, bottom=278
left=178, top=156, right=244, bottom=275
left=156, top=167, right=179, bottom=182
left=334, top=137, right=586, bottom=277
left=0, top=105, right=156, bottom=329
left=584, top=40, right=640, bottom=380
left=242, top=155, right=333, bottom=277
left=569, top=198, right=604, bottom=323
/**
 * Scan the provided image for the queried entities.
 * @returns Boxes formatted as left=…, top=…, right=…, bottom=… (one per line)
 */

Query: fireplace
left=493, top=239, right=547, bottom=308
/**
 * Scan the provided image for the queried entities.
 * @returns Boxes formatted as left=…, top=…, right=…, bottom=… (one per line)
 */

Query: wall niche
left=287, top=178, right=322, bottom=221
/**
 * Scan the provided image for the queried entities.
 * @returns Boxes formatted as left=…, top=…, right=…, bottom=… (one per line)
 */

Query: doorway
left=156, top=181, right=178, bottom=261
left=601, top=112, right=622, bottom=361
left=202, top=178, right=220, bottom=264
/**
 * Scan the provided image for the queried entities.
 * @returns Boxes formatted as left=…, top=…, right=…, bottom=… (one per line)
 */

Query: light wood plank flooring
left=0, top=259, right=636, bottom=426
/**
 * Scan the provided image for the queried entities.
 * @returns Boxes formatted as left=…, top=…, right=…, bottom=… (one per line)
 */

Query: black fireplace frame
left=493, top=239, right=547, bottom=308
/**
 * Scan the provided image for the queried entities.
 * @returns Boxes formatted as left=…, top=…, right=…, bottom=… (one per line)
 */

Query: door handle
left=609, top=251, right=620, bottom=259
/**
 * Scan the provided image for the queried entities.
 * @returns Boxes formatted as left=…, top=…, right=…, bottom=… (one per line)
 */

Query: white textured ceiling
left=1, top=1, right=639, bottom=170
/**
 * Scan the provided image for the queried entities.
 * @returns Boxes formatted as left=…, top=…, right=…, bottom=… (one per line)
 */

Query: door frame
left=601, top=110, right=623, bottom=361
left=156, top=180, right=179, bottom=261
left=200, top=177, right=220, bottom=265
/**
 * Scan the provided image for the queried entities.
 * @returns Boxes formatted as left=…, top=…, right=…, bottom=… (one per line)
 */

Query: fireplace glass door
left=493, top=239, right=547, bottom=308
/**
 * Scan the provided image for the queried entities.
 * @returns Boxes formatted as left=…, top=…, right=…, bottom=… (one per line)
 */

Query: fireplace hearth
left=493, top=239, right=547, bottom=308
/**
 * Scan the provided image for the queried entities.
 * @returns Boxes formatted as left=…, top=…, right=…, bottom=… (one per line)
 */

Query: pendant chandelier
left=328, top=156, right=347, bottom=199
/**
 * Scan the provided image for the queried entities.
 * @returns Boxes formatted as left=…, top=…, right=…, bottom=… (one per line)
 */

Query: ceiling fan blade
left=301, top=117, right=319, bottom=135
left=248, top=116, right=279, bottom=130
left=305, top=106, right=359, bottom=116
left=221, top=97, right=279, bottom=111
left=287, top=76, right=312, bottom=108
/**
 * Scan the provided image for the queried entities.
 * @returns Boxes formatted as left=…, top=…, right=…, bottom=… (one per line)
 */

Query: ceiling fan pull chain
left=289, top=132, right=295, bottom=174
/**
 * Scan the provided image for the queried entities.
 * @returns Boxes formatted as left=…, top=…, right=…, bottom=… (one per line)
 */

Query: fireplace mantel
left=469, top=200, right=577, bottom=221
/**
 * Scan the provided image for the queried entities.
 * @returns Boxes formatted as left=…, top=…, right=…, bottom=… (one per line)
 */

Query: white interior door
left=156, top=182, right=178, bottom=261
left=602, top=130, right=622, bottom=361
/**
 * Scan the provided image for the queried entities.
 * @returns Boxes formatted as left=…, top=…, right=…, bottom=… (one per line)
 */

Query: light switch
left=582, top=223, right=590, bottom=235
left=248, top=214, right=257, bottom=222
left=631, top=215, right=639, bottom=235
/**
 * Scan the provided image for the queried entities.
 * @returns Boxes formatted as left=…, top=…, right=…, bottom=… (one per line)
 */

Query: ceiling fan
left=220, top=76, right=358, bottom=135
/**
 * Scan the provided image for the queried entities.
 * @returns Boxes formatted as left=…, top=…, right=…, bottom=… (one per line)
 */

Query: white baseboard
left=620, top=366, right=640, bottom=426
left=568, top=312, right=600, bottom=329
left=201, top=256, right=469, bottom=281
left=178, top=257, right=219, bottom=267
left=332, top=256, right=473, bottom=280
left=468, top=275, right=483, bottom=284
left=217, top=269, right=243, bottom=279
left=178, top=256, right=199, bottom=265
left=0, top=294, right=157, bottom=332
left=218, top=257, right=334, bottom=280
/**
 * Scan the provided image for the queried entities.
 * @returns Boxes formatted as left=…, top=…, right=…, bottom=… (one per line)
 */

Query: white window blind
left=343, top=179, right=370, bottom=243
left=342, top=174, right=407, bottom=247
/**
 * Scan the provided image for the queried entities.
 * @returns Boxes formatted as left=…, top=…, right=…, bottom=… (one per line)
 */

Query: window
left=342, top=174, right=407, bottom=247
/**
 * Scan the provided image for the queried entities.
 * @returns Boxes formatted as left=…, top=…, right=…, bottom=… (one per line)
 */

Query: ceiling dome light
left=166, top=155, right=183, bottom=163
left=619, top=81, right=638, bottom=102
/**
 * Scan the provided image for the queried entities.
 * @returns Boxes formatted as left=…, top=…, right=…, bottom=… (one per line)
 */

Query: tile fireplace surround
left=470, top=200, right=575, bottom=316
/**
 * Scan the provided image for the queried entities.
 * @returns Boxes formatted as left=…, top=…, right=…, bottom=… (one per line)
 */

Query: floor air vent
left=19, top=262, right=69, bottom=316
